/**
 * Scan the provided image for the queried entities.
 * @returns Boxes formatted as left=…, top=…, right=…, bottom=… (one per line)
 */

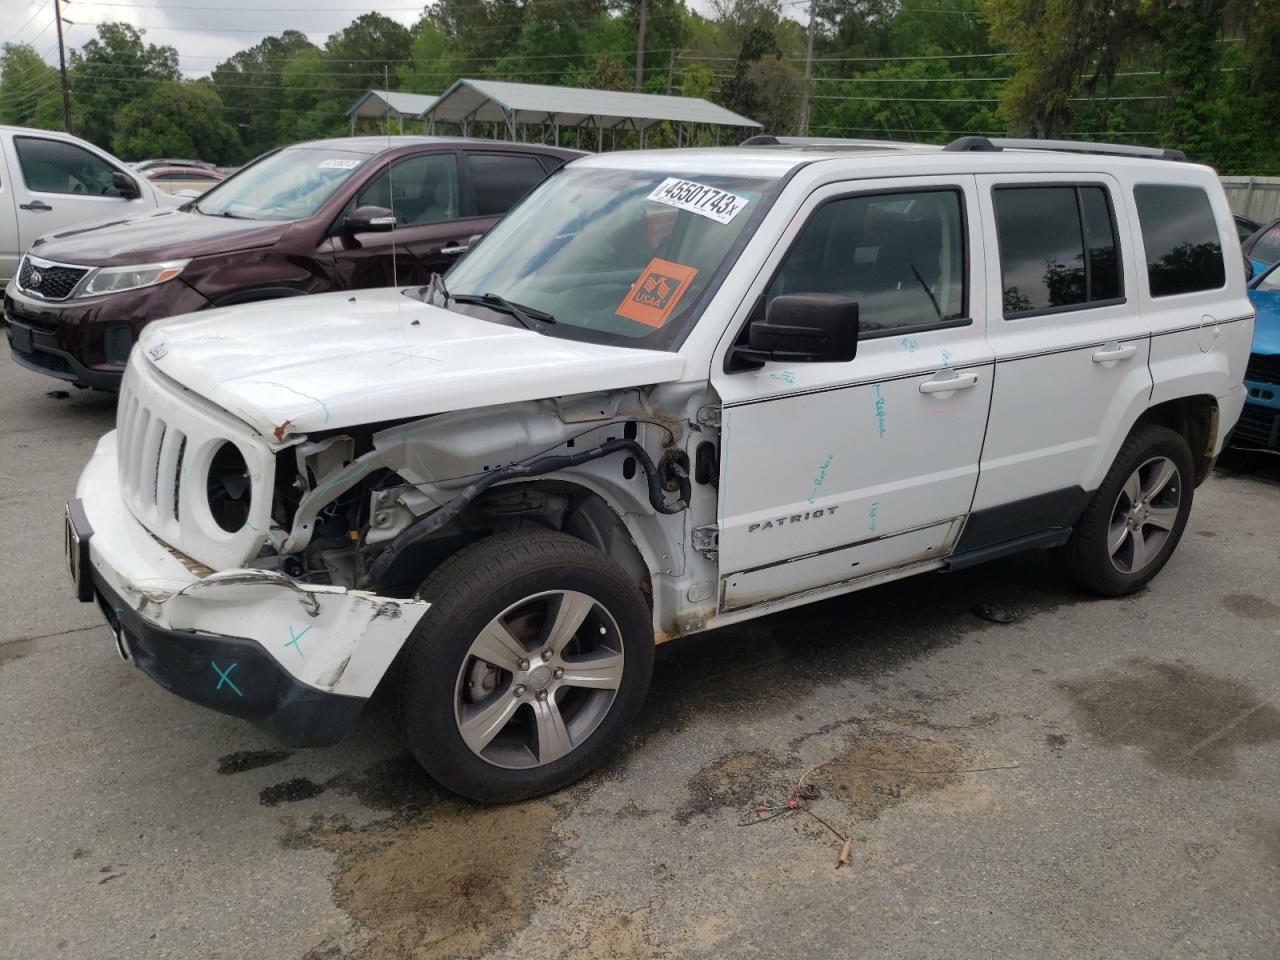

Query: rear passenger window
left=468, top=154, right=548, bottom=217
left=1133, top=184, right=1225, bottom=297
left=764, top=189, right=967, bottom=337
left=994, top=185, right=1123, bottom=317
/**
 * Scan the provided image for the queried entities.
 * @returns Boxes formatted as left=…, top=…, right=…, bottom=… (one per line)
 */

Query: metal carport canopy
left=347, top=89, right=439, bottom=121
left=420, top=78, right=761, bottom=131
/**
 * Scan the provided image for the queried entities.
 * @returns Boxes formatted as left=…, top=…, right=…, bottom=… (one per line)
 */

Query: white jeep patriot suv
left=66, top=136, right=1253, bottom=801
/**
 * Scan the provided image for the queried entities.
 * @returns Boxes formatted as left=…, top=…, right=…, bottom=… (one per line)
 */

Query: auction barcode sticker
left=647, top=178, right=750, bottom=225
left=318, top=158, right=362, bottom=170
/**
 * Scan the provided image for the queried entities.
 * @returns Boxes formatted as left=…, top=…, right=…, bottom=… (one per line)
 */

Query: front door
left=335, top=151, right=482, bottom=288
left=9, top=134, right=152, bottom=255
left=712, top=176, right=994, bottom=611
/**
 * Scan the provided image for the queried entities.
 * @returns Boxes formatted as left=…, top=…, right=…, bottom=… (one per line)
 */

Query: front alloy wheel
left=455, top=590, right=624, bottom=769
left=398, top=531, right=653, bottom=803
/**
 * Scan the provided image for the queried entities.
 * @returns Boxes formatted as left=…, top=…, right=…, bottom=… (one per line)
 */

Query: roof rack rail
left=741, top=134, right=928, bottom=149
left=943, top=135, right=1187, bottom=162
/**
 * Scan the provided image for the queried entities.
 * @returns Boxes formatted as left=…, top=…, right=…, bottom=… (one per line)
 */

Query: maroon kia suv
left=4, top=136, right=583, bottom=388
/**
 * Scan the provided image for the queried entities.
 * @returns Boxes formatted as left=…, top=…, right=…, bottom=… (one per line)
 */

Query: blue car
left=1238, top=260, right=1280, bottom=450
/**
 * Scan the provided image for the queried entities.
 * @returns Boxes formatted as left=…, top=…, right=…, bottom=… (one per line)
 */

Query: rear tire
left=1061, top=423, right=1195, bottom=597
left=397, top=530, right=653, bottom=803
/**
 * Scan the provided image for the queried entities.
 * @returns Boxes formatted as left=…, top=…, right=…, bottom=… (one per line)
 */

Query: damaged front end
left=76, top=353, right=705, bottom=747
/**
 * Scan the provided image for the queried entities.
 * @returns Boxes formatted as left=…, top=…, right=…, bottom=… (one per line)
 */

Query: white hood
left=137, top=288, right=685, bottom=439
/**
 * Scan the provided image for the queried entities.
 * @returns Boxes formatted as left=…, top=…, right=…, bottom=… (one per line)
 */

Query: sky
left=3, top=0, right=722, bottom=79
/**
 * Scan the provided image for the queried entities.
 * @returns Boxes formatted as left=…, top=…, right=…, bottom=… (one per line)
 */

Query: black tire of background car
left=1060, top=423, right=1195, bottom=597
left=396, top=530, right=654, bottom=803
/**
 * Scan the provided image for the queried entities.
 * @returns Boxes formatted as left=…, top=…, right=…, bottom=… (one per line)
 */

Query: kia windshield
left=434, top=166, right=781, bottom=349
left=192, top=147, right=370, bottom=221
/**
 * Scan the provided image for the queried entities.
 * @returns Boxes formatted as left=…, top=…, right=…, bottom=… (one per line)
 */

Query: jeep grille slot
left=144, top=420, right=167, bottom=506
left=171, top=435, right=186, bottom=521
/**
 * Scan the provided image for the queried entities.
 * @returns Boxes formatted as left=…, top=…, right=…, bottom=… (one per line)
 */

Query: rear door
left=334, top=150, right=467, bottom=288
left=9, top=133, right=153, bottom=254
left=964, top=174, right=1151, bottom=552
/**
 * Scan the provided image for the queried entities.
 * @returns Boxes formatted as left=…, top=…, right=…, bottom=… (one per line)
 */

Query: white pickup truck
left=66, top=137, right=1252, bottom=802
left=0, top=125, right=173, bottom=286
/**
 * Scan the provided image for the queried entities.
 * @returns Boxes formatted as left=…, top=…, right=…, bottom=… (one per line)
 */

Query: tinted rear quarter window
left=468, top=153, right=547, bottom=217
left=993, top=184, right=1122, bottom=316
left=1133, top=184, right=1225, bottom=297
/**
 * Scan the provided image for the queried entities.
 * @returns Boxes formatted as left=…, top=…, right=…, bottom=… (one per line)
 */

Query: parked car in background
left=1234, top=214, right=1260, bottom=243
left=5, top=136, right=583, bottom=388
left=1237, top=260, right=1280, bottom=450
left=132, top=158, right=218, bottom=174
left=142, top=164, right=226, bottom=196
left=0, top=125, right=176, bottom=287
left=1242, top=216, right=1280, bottom=276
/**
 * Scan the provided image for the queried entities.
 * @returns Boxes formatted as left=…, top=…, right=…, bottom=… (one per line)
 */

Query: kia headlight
left=76, top=259, right=190, bottom=298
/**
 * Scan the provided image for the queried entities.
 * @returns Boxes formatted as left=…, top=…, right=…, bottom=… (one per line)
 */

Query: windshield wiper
left=452, top=292, right=556, bottom=331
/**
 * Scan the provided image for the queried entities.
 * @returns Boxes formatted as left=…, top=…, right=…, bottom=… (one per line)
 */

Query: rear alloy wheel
left=1106, top=456, right=1182, bottom=576
left=1061, top=423, right=1195, bottom=596
left=398, top=531, right=653, bottom=803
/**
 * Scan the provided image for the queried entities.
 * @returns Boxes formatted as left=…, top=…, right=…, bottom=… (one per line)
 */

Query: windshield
left=193, top=147, right=369, bottom=221
left=441, top=166, right=780, bottom=349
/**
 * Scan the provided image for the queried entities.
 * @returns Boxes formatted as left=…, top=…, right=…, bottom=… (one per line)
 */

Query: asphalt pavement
left=2, top=357, right=1278, bottom=960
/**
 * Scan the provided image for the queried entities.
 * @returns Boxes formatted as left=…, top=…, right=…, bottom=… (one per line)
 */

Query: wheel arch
left=210, top=286, right=308, bottom=308
left=1133, top=394, right=1219, bottom=486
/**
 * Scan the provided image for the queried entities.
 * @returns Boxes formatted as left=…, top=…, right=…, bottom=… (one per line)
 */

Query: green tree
left=0, top=43, right=60, bottom=128
left=69, top=22, right=180, bottom=149
left=111, top=81, right=242, bottom=164
left=211, top=31, right=316, bottom=160
left=747, top=54, right=802, bottom=133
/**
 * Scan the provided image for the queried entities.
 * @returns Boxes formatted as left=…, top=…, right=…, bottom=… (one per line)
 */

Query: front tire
left=1061, top=423, right=1195, bottom=596
left=397, top=531, right=654, bottom=803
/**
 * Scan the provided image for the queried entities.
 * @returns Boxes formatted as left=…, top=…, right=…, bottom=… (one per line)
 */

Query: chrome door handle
left=19, top=200, right=52, bottom=211
left=919, top=371, right=978, bottom=394
left=441, top=244, right=469, bottom=255
left=1092, top=342, right=1137, bottom=363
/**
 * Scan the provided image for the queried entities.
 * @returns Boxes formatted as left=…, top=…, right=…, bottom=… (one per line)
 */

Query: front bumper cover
left=73, top=431, right=429, bottom=747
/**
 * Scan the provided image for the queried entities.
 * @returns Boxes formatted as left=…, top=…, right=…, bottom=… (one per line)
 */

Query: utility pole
left=634, top=0, right=648, bottom=92
left=798, top=0, right=816, bottom=136
left=54, top=0, right=72, bottom=133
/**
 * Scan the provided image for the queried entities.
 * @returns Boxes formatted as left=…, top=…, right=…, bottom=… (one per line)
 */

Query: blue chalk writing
left=247, top=380, right=331, bottom=425
left=212, top=660, right=243, bottom=696
left=900, top=336, right=920, bottom=353
left=941, top=349, right=952, bottom=368
left=387, top=349, right=435, bottom=367
left=872, top=384, right=886, bottom=438
left=808, top=452, right=835, bottom=504
left=769, top=370, right=797, bottom=385
left=283, top=625, right=312, bottom=657
left=868, top=501, right=880, bottom=532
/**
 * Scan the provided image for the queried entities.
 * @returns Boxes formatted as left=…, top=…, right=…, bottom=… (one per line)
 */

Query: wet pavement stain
left=285, top=797, right=561, bottom=960
left=1058, top=658, right=1280, bottom=779
left=217, top=749, right=293, bottom=775
left=1223, top=593, right=1280, bottom=620
left=261, top=777, right=325, bottom=806
left=0, top=638, right=36, bottom=667
left=811, top=731, right=970, bottom=821
left=675, top=750, right=781, bottom=824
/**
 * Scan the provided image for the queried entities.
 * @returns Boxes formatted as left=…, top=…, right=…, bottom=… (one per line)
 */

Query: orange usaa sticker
left=615, top=258, right=699, bottom=329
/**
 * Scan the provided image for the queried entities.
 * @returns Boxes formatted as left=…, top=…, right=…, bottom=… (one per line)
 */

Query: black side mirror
left=112, top=171, right=140, bottom=200
left=345, top=205, right=396, bottom=234
left=729, top=293, right=859, bottom=370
